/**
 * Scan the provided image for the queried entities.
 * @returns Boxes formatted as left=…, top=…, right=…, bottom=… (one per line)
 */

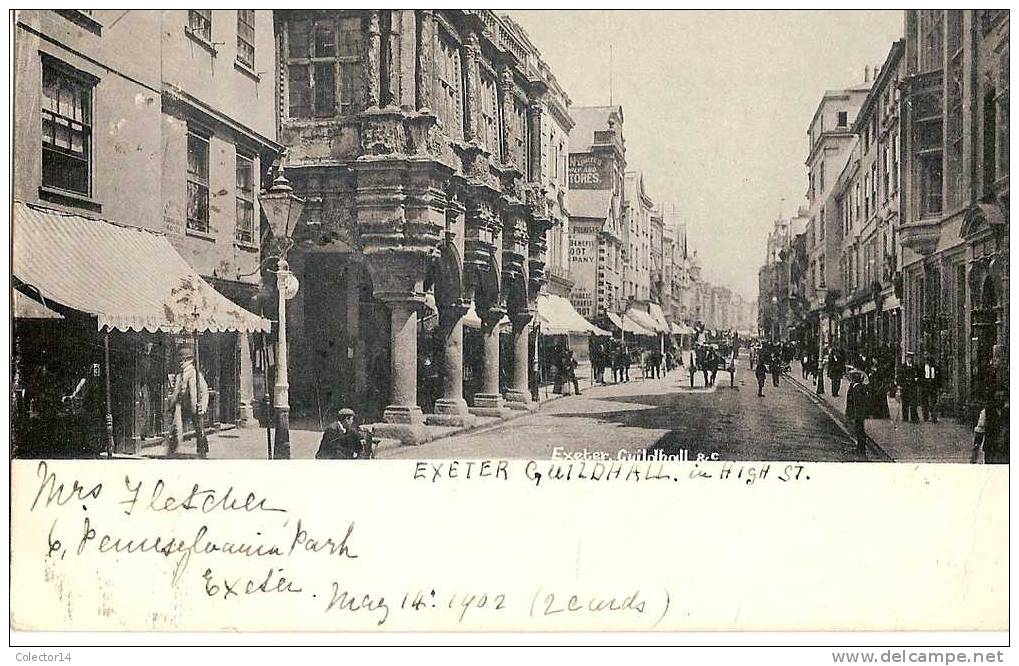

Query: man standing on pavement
left=897, top=352, right=920, bottom=423
left=828, top=346, right=846, bottom=397
left=768, top=345, right=783, bottom=387
left=755, top=349, right=769, bottom=397
left=167, top=346, right=209, bottom=458
left=920, top=353, right=941, bottom=423
left=845, top=370, right=869, bottom=457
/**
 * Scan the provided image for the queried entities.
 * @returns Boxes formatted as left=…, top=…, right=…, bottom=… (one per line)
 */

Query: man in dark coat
left=768, top=347, right=783, bottom=387
left=828, top=347, right=846, bottom=397
left=897, top=353, right=920, bottom=423
left=755, top=350, right=769, bottom=397
left=316, top=408, right=367, bottom=460
left=845, top=370, right=869, bottom=456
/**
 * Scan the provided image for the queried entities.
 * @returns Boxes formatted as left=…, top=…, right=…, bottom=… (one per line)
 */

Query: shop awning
left=671, top=322, right=694, bottom=336
left=624, top=305, right=667, bottom=334
left=13, top=201, right=270, bottom=333
left=606, top=312, right=654, bottom=336
left=536, top=294, right=610, bottom=336
left=648, top=302, right=671, bottom=333
left=13, top=289, right=63, bottom=319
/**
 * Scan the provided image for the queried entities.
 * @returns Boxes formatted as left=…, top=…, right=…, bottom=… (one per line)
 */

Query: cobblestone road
left=381, top=359, right=862, bottom=461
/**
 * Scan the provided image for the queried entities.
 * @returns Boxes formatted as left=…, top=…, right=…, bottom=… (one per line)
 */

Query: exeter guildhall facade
left=275, top=10, right=567, bottom=443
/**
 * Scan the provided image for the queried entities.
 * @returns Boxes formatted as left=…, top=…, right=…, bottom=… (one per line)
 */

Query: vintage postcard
left=8, top=7, right=1010, bottom=647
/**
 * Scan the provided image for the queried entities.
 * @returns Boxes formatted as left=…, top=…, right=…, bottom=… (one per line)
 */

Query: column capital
left=478, top=305, right=507, bottom=327
left=509, top=310, right=534, bottom=328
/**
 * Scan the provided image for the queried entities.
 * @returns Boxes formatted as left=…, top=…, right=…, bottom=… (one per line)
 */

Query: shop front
left=12, top=202, right=270, bottom=457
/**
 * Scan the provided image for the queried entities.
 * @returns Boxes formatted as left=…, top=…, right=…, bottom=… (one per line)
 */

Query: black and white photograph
left=7, top=6, right=1010, bottom=652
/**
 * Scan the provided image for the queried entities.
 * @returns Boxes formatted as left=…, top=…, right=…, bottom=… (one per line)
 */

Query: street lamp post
left=259, top=160, right=305, bottom=460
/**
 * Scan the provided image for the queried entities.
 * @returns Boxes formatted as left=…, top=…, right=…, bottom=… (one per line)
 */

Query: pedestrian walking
left=768, top=347, right=782, bottom=387
left=846, top=370, right=869, bottom=457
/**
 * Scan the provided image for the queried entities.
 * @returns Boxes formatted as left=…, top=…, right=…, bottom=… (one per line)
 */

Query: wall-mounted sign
left=568, top=153, right=611, bottom=190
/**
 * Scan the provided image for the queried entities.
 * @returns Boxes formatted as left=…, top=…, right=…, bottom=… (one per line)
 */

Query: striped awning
left=12, top=201, right=270, bottom=333
left=537, top=294, right=611, bottom=336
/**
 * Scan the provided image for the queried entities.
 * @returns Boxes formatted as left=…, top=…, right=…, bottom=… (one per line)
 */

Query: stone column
left=470, top=306, right=509, bottom=417
left=461, top=28, right=482, bottom=143
left=373, top=297, right=428, bottom=444
left=527, top=100, right=544, bottom=183
left=427, top=303, right=476, bottom=426
left=505, top=311, right=535, bottom=410
left=497, top=65, right=515, bottom=164
left=237, top=332, right=257, bottom=427
left=363, top=10, right=382, bottom=109
left=382, top=10, right=401, bottom=108
left=415, top=10, right=435, bottom=111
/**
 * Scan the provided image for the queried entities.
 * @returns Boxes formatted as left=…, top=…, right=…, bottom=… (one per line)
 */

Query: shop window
left=41, top=60, right=94, bottom=196
left=187, top=130, right=210, bottom=233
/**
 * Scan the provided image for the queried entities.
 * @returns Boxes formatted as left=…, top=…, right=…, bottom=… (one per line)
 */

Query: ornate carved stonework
left=359, top=109, right=407, bottom=156
left=416, top=11, right=435, bottom=112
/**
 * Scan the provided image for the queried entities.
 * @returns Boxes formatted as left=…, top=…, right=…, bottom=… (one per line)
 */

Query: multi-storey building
left=275, top=10, right=567, bottom=443
left=502, top=18, right=574, bottom=299
left=804, top=79, right=871, bottom=352
left=832, top=43, right=905, bottom=358
left=899, top=10, right=1009, bottom=416
left=622, top=171, right=655, bottom=303
left=12, top=10, right=278, bottom=455
left=567, top=105, right=626, bottom=318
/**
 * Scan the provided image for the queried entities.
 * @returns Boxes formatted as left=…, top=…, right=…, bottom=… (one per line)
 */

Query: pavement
left=139, top=357, right=972, bottom=463
left=380, top=358, right=861, bottom=462
left=139, top=365, right=603, bottom=460
left=783, top=361, right=975, bottom=463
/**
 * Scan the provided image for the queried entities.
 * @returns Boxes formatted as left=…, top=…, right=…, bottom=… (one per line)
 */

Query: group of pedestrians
left=590, top=339, right=675, bottom=385
left=751, top=340, right=788, bottom=397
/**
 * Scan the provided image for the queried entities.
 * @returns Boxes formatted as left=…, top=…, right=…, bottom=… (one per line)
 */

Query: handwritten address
left=24, top=457, right=812, bottom=630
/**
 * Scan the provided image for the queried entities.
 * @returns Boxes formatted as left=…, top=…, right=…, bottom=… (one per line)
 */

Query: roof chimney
left=864, top=66, right=870, bottom=82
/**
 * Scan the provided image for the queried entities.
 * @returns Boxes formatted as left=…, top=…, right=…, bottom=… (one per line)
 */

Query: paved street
left=380, top=358, right=862, bottom=461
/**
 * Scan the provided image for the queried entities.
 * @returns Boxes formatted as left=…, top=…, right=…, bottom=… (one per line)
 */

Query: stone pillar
left=505, top=312, right=535, bottom=410
left=373, top=297, right=428, bottom=444
left=527, top=100, right=544, bottom=183
left=237, top=332, right=257, bottom=427
left=461, top=28, right=482, bottom=143
left=470, top=306, right=509, bottom=417
left=415, top=10, right=435, bottom=112
left=363, top=10, right=382, bottom=109
left=382, top=10, right=401, bottom=108
left=496, top=65, right=515, bottom=164
left=427, top=303, right=476, bottom=426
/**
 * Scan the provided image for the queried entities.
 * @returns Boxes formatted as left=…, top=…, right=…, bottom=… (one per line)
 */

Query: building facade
left=804, top=80, right=871, bottom=353
left=276, top=10, right=567, bottom=443
left=622, top=171, right=654, bottom=303
left=567, top=105, right=627, bottom=318
left=832, top=42, right=906, bottom=360
left=13, top=9, right=278, bottom=452
left=899, top=10, right=1009, bottom=416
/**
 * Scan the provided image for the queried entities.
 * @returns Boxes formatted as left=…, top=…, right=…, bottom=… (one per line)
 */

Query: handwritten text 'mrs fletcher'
left=30, top=461, right=359, bottom=586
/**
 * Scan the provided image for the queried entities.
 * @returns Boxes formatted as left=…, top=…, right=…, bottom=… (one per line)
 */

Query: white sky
left=509, top=9, right=904, bottom=301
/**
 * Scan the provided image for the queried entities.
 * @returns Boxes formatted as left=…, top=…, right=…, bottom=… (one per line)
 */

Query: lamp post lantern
left=259, top=161, right=305, bottom=459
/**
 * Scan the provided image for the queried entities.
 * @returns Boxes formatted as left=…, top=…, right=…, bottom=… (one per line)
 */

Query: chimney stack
left=864, top=66, right=870, bottom=82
